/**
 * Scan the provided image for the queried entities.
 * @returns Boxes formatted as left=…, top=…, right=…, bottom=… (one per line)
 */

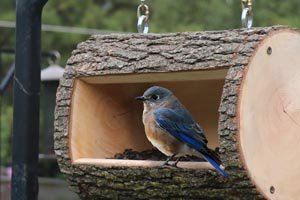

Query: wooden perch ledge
left=54, top=26, right=300, bottom=199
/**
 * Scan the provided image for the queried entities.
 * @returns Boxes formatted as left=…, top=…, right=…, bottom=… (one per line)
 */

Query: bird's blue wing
left=153, top=108, right=207, bottom=151
left=154, top=108, right=229, bottom=177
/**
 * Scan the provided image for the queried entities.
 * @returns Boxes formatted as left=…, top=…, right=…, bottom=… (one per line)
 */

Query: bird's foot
left=161, top=154, right=176, bottom=167
left=170, top=156, right=181, bottom=168
left=161, top=154, right=181, bottom=168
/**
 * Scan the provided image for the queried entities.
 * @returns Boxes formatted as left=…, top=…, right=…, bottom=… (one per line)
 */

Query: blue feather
left=179, top=133, right=204, bottom=151
left=155, top=109, right=206, bottom=151
left=154, top=108, right=229, bottom=177
left=202, top=153, right=229, bottom=177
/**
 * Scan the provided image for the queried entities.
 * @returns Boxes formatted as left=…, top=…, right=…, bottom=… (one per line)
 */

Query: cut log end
left=239, top=31, right=300, bottom=199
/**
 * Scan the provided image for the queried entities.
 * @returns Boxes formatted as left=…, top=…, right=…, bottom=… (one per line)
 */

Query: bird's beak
left=135, top=96, right=147, bottom=101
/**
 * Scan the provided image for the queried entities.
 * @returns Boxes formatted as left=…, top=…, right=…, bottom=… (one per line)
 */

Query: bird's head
left=135, top=86, right=173, bottom=108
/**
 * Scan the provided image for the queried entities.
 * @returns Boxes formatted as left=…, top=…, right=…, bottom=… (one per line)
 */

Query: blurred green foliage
left=1, top=0, right=300, bottom=64
left=0, top=0, right=300, bottom=166
left=0, top=96, right=13, bottom=165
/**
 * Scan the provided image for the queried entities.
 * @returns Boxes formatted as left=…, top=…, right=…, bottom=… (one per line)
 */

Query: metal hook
left=137, top=15, right=149, bottom=33
left=241, top=8, right=253, bottom=28
left=137, top=0, right=149, bottom=33
left=241, top=0, right=253, bottom=28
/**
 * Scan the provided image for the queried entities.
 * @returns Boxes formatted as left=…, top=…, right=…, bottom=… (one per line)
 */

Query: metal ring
left=241, top=8, right=253, bottom=28
left=137, top=15, right=149, bottom=33
left=137, top=2, right=149, bottom=17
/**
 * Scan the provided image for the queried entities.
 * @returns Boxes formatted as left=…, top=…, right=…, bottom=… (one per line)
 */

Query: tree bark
left=54, top=26, right=291, bottom=199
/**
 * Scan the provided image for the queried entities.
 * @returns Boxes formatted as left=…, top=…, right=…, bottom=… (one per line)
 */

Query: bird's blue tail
left=202, top=152, right=229, bottom=177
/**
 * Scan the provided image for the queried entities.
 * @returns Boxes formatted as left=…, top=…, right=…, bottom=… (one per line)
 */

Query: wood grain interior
left=81, top=69, right=228, bottom=84
left=239, top=31, right=300, bottom=199
left=74, top=158, right=214, bottom=169
left=70, top=72, right=226, bottom=166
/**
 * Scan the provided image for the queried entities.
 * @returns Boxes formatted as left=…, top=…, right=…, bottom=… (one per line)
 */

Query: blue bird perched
left=136, top=86, right=228, bottom=177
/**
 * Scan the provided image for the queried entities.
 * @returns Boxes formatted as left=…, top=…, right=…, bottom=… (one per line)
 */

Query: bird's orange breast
left=143, top=111, right=182, bottom=156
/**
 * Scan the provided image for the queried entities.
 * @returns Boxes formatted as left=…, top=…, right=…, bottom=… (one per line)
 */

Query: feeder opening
left=69, top=70, right=227, bottom=168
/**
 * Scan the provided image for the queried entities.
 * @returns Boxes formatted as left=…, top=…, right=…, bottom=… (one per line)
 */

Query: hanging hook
left=137, top=0, right=149, bottom=33
left=241, top=0, right=253, bottom=29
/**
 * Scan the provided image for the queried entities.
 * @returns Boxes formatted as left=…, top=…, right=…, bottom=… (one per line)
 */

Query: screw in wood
left=267, top=46, right=272, bottom=55
left=270, top=186, right=275, bottom=194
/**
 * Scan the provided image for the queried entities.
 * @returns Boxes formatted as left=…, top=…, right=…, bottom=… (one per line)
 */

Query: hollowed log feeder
left=54, top=26, right=300, bottom=199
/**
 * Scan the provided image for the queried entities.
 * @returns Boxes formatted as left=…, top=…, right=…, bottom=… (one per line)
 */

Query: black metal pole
left=12, top=0, right=47, bottom=199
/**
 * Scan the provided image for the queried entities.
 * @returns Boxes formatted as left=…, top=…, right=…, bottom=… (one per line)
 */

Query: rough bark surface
left=55, top=26, right=287, bottom=199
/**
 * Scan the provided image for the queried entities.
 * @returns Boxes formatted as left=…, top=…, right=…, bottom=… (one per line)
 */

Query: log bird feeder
left=54, top=26, right=300, bottom=199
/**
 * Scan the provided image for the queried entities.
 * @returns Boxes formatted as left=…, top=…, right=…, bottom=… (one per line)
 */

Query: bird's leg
left=170, top=156, right=182, bottom=168
left=162, top=154, right=177, bottom=166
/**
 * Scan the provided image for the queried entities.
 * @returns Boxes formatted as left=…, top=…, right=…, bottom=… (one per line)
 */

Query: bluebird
left=136, top=86, right=228, bottom=177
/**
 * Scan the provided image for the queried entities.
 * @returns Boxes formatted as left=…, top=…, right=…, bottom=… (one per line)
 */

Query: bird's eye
left=151, top=94, right=159, bottom=100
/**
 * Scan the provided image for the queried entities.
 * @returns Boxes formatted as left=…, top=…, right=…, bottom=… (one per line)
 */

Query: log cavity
left=69, top=70, right=227, bottom=169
